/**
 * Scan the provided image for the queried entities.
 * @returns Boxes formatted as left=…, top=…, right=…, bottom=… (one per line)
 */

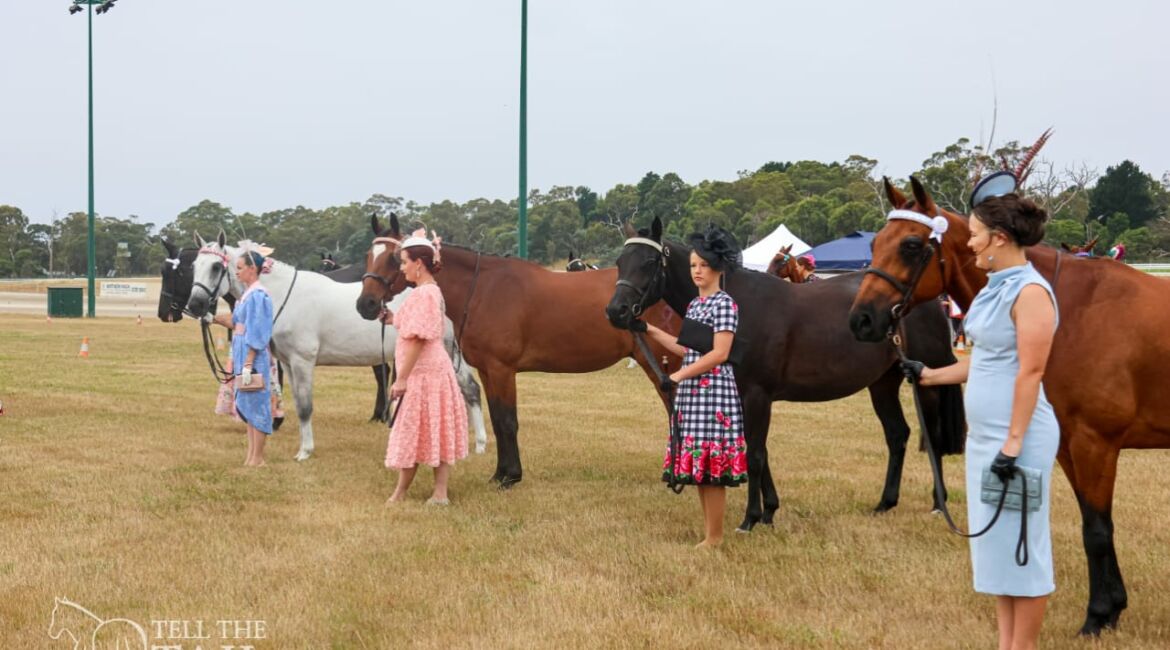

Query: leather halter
left=362, top=236, right=403, bottom=289
left=863, top=209, right=948, bottom=324
left=617, top=237, right=669, bottom=317
left=191, top=247, right=231, bottom=314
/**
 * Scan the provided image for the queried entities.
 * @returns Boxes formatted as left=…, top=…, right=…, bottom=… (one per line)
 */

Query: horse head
left=848, top=176, right=970, bottom=342
left=186, top=229, right=238, bottom=318
left=355, top=213, right=407, bottom=320
left=766, top=243, right=796, bottom=279
left=157, top=239, right=190, bottom=322
left=606, top=216, right=668, bottom=329
left=319, top=253, right=339, bottom=273
left=565, top=249, right=587, bottom=272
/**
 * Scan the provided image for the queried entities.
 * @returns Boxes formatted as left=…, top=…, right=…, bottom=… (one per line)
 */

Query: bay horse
left=766, top=244, right=816, bottom=283
left=606, top=217, right=966, bottom=530
left=159, top=239, right=392, bottom=424
left=848, top=177, right=1170, bottom=636
left=186, top=231, right=488, bottom=460
left=355, top=214, right=680, bottom=487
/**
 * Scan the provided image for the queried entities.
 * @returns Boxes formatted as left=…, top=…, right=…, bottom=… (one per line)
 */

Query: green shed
left=47, top=287, right=84, bottom=318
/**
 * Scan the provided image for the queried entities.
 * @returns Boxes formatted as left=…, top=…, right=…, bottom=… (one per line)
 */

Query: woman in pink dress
left=383, top=233, right=469, bottom=505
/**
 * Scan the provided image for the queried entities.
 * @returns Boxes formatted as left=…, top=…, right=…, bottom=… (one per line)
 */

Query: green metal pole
left=86, top=2, right=96, bottom=317
left=517, top=0, right=528, bottom=259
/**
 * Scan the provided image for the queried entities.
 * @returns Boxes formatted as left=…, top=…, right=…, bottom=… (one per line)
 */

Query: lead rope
left=893, top=323, right=1028, bottom=564
left=632, top=331, right=684, bottom=494
left=452, top=250, right=482, bottom=373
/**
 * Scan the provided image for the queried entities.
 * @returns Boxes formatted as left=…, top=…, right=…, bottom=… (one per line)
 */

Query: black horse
left=566, top=249, right=599, bottom=272
left=605, top=217, right=965, bottom=531
left=319, top=252, right=339, bottom=273
left=158, top=239, right=392, bottom=423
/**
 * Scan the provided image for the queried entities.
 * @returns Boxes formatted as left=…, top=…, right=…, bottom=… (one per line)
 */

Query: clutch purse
left=980, top=465, right=1042, bottom=512
left=676, top=317, right=747, bottom=366
left=235, top=372, right=266, bottom=392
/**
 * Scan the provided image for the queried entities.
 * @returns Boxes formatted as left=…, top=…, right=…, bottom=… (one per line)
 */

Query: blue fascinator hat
left=969, top=171, right=1018, bottom=210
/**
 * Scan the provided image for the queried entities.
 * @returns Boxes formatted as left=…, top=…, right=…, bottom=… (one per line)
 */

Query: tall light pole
left=517, top=0, right=528, bottom=259
left=69, top=0, right=116, bottom=317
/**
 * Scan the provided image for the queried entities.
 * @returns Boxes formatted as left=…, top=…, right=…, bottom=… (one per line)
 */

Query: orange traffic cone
left=78, top=337, right=90, bottom=358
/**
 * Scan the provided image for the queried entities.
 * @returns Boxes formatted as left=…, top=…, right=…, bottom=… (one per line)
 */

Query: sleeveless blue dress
left=963, top=262, right=1059, bottom=597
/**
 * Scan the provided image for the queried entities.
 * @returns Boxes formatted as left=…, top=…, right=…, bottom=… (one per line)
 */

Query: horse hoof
left=872, top=501, right=896, bottom=514
left=496, top=476, right=522, bottom=491
left=475, top=444, right=486, bottom=454
left=272, top=417, right=285, bottom=431
left=294, top=450, right=312, bottom=462
left=736, top=519, right=757, bottom=533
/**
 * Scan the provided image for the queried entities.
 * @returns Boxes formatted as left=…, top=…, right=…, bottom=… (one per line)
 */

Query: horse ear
left=389, top=212, right=401, bottom=237
left=163, top=239, right=178, bottom=258
left=319, top=252, right=325, bottom=259
left=883, top=176, right=907, bottom=210
left=194, top=231, right=204, bottom=248
left=651, top=216, right=663, bottom=241
left=781, top=244, right=792, bottom=254
left=909, top=176, right=938, bottom=214
left=621, top=221, right=636, bottom=239
left=568, top=248, right=575, bottom=259
left=370, top=213, right=382, bottom=236
left=1060, top=243, right=1071, bottom=252
left=216, top=229, right=227, bottom=248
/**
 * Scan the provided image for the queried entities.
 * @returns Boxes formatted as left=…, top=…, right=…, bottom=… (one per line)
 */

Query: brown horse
left=1059, top=235, right=1100, bottom=256
left=766, top=244, right=816, bottom=283
left=608, top=218, right=965, bottom=531
left=355, top=215, right=680, bottom=486
left=848, top=177, right=1170, bottom=636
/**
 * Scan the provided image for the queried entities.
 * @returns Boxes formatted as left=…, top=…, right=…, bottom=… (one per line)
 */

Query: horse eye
left=212, top=262, right=223, bottom=272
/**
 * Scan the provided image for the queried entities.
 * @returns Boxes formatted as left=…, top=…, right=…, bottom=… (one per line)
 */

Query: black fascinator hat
left=688, top=225, right=742, bottom=273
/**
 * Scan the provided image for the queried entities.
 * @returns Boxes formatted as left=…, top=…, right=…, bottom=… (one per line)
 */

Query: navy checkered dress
left=662, top=291, right=747, bottom=487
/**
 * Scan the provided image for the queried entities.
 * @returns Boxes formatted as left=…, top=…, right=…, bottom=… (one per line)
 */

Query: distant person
left=797, top=254, right=819, bottom=282
left=1109, top=242, right=1127, bottom=261
left=383, top=231, right=469, bottom=506
left=212, top=250, right=274, bottom=467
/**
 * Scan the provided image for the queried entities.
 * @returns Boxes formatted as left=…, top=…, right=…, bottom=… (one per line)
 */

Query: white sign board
left=100, top=282, right=147, bottom=297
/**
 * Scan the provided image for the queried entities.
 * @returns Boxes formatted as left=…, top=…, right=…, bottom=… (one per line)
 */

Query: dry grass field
left=2, top=313, right=1169, bottom=648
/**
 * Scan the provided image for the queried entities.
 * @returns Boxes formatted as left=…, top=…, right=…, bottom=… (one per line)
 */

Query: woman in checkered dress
left=642, top=227, right=747, bottom=548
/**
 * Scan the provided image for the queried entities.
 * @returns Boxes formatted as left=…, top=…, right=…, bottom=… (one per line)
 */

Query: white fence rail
left=1129, top=263, right=1170, bottom=276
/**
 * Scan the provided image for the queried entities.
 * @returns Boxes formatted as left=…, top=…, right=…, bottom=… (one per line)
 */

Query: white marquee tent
left=741, top=224, right=811, bottom=271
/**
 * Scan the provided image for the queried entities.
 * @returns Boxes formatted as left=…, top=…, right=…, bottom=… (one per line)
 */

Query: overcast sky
left=2, top=0, right=1166, bottom=226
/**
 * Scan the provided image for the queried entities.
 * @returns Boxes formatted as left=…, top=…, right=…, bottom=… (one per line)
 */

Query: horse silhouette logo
left=48, top=597, right=148, bottom=650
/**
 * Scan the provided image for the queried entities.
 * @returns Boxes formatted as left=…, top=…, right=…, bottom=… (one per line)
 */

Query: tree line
left=2, top=136, right=1167, bottom=278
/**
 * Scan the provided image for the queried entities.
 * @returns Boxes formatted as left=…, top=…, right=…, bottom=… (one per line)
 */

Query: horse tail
left=933, top=383, right=966, bottom=456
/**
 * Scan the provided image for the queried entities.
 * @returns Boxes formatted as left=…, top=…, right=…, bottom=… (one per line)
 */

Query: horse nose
left=605, top=302, right=629, bottom=327
left=356, top=294, right=379, bottom=321
left=849, top=306, right=880, bottom=342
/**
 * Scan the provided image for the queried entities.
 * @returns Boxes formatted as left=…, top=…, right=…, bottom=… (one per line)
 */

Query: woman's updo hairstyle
left=403, top=245, right=442, bottom=274
left=972, top=194, right=1048, bottom=247
left=687, top=225, right=742, bottom=273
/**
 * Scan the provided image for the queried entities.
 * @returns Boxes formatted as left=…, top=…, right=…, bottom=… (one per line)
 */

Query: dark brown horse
left=1060, top=235, right=1100, bottom=256
left=355, top=215, right=680, bottom=486
left=848, top=177, right=1170, bottom=636
left=606, top=217, right=966, bottom=531
left=766, top=244, right=816, bottom=283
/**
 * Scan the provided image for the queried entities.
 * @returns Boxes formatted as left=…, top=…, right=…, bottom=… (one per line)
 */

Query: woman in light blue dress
left=912, top=173, right=1060, bottom=650
left=214, top=250, right=274, bottom=467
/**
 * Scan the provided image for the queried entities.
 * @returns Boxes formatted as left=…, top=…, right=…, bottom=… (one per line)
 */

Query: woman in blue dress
left=640, top=227, right=748, bottom=549
left=912, top=172, right=1060, bottom=650
left=214, top=250, right=274, bottom=467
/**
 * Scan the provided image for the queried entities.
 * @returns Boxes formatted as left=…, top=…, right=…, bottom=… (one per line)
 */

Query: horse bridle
left=191, top=247, right=233, bottom=315
left=617, top=237, right=669, bottom=317
left=160, top=256, right=189, bottom=316
left=362, top=236, right=404, bottom=293
left=863, top=209, right=950, bottom=327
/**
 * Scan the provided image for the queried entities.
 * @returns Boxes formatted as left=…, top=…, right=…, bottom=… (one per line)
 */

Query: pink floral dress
left=663, top=291, right=748, bottom=486
left=385, top=284, right=469, bottom=469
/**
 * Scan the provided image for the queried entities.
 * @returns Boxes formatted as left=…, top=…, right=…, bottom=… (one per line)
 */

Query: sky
left=2, top=0, right=1167, bottom=226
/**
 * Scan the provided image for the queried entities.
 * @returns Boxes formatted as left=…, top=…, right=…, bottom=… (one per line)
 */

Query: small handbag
left=980, top=465, right=1042, bottom=512
left=235, top=370, right=266, bottom=393
left=676, top=317, right=747, bottom=366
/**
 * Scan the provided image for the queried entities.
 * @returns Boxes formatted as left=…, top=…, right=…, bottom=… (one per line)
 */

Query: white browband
left=623, top=237, right=663, bottom=252
left=887, top=209, right=949, bottom=243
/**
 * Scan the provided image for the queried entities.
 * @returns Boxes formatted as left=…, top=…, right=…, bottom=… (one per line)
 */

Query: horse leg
left=457, top=363, right=488, bottom=454
left=867, top=368, right=912, bottom=513
left=737, top=389, right=771, bottom=533
left=370, top=363, right=389, bottom=423
left=480, top=365, right=522, bottom=488
left=285, top=356, right=316, bottom=461
left=272, top=360, right=285, bottom=431
left=1063, top=437, right=1127, bottom=635
left=760, top=454, right=780, bottom=526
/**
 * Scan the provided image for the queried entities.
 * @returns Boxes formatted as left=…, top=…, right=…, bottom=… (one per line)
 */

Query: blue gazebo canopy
left=805, top=231, right=876, bottom=271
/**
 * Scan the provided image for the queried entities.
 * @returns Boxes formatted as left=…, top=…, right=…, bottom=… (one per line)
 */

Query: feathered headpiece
left=400, top=228, right=443, bottom=264
left=968, top=128, right=1052, bottom=209
left=688, top=226, right=742, bottom=272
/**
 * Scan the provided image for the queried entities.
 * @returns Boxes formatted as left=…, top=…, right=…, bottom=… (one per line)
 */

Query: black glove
left=659, top=376, right=676, bottom=393
left=990, top=451, right=1019, bottom=483
left=628, top=319, right=648, bottom=333
left=900, top=359, right=926, bottom=384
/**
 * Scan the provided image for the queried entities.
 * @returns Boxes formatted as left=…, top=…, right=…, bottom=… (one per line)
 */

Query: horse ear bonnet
left=688, top=226, right=743, bottom=272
